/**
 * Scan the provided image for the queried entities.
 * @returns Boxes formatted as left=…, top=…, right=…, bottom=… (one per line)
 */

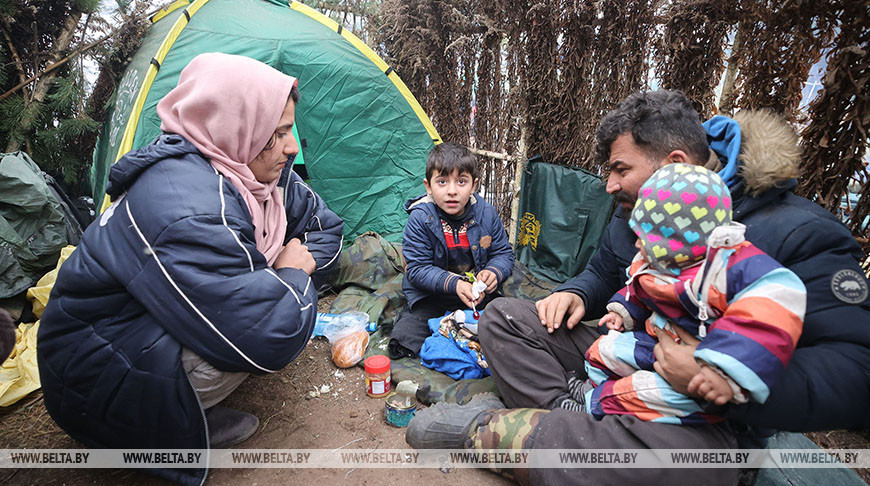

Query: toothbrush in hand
left=470, top=281, right=486, bottom=320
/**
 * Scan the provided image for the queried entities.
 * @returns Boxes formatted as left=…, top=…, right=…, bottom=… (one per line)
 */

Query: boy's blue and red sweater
left=402, top=193, right=515, bottom=308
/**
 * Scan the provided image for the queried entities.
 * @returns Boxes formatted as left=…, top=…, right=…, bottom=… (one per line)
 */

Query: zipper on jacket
left=185, top=373, right=210, bottom=486
left=697, top=302, right=708, bottom=338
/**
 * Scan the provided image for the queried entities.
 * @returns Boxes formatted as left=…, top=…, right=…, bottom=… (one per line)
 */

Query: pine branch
left=6, top=10, right=82, bottom=152
left=0, top=0, right=162, bottom=105
left=0, top=14, right=119, bottom=103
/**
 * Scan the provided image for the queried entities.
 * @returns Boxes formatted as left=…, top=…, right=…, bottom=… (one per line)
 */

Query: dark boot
left=0, top=309, right=14, bottom=363
left=206, top=405, right=259, bottom=448
left=405, top=393, right=504, bottom=449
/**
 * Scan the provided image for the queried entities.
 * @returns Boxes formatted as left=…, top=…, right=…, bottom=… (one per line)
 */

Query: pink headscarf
left=157, top=53, right=297, bottom=265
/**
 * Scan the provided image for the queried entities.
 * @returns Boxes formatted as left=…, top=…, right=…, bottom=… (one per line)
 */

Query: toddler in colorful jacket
left=571, top=164, right=805, bottom=425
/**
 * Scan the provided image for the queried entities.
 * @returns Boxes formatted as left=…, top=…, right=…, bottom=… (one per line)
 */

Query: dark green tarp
left=515, top=157, right=614, bottom=283
left=0, top=152, right=68, bottom=298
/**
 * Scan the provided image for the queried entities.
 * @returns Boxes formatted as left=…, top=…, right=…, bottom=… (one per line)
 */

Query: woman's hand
left=274, top=238, right=316, bottom=275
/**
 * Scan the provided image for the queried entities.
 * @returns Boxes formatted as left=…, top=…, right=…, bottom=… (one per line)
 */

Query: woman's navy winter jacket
left=37, top=134, right=343, bottom=484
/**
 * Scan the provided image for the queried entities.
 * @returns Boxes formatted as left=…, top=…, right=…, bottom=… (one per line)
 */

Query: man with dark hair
left=407, top=90, right=870, bottom=485
left=595, top=89, right=711, bottom=171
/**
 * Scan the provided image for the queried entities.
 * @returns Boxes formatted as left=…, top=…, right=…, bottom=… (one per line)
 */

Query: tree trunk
left=718, top=21, right=748, bottom=115
left=6, top=10, right=82, bottom=152
left=508, top=120, right=528, bottom=246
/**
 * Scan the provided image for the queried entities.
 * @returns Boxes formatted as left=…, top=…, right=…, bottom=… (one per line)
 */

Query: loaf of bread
left=331, top=330, right=369, bottom=368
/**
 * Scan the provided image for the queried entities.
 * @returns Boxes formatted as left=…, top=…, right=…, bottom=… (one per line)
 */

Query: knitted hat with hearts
left=629, top=163, right=732, bottom=274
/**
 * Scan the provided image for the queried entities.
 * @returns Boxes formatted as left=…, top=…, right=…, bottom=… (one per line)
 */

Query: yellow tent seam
left=103, top=0, right=211, bottom=212
left=150, top=0, right=192, bottom=23
left=289, top=1, right=441, bottom=144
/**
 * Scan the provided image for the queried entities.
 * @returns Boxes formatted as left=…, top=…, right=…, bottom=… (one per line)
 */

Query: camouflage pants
left=466, top=408, right=547, bottom=486
left=470, top=298, right=739, bottom=486
left=464, top=406, right=739, bottom=486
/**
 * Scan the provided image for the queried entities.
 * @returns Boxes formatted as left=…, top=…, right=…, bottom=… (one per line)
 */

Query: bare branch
left=0, top=21, right=120, bottom=103
left=1, top=21, right=29, bottom=91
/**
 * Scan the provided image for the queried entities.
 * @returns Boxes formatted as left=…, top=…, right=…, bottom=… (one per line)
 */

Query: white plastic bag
left=322, top=311, right=370, bottom=368
left=321, top=311, right=369, bottom=343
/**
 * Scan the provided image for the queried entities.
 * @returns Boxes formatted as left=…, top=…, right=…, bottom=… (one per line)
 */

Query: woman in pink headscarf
left=157, top=53, right=302, bottom=266
left=38, top=53, right=342, bottom=483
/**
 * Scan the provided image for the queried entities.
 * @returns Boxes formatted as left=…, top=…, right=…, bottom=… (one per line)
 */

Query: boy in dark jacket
left=389, top=143, right=514, bottom=358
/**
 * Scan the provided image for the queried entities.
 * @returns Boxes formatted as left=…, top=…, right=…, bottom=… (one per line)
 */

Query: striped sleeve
left=694, top=244, right=806, bottom=404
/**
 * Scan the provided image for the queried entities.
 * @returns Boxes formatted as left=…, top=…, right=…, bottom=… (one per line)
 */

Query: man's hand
left=475, top=269, right=499, bottom=293
left=456, top=280, right=483, bottom=309
left=274, top=238, right=316, bottom=275
left=652, top=326, right=701, bottom=395
left=535, top=292, right=586, bottom=334
left=599, top=311, right=624, bottom=331
left=688, top=366, right=734, bottom=405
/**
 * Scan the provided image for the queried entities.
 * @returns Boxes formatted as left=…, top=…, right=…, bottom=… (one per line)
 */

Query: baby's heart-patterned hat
left=629, top=163, right=732, bottom=274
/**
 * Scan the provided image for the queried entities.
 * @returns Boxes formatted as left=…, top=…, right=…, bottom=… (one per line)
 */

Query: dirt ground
left=0, top=295, right=867, bottom=485
left=0, top=296, right=510, bottom=486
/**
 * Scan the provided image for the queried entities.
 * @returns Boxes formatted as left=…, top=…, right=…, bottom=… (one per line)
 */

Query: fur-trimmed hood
left=705, top=110, right=801, bottom=197
left=734, top=110, right=802, bottom=196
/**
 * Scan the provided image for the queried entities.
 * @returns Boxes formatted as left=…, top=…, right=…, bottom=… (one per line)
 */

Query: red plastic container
left=364, top=355, right=391, bottom=398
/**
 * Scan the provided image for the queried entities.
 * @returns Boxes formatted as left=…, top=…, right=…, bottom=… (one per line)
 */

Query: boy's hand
left=687, top=365, right=734, bottom=405
left=475, top=269, right=498, bottom=293
left=456, top=280, right=483, bottom=309
left=599, top=311, right=624, bottom=331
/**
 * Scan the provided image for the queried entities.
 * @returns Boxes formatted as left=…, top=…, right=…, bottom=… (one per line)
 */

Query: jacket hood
left=106, top=134, right=202, bottom=199
left=404, top=193, right=479, bottom=214
left=705, top=110, right=801, bottom=197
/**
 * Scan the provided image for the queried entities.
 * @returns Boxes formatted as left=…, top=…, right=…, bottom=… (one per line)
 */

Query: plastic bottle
left=314, top=312, right=377, bottom=338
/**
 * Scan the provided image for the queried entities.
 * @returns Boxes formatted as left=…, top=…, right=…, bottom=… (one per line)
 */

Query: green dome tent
left=91, top=0, right=441, bottom=241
